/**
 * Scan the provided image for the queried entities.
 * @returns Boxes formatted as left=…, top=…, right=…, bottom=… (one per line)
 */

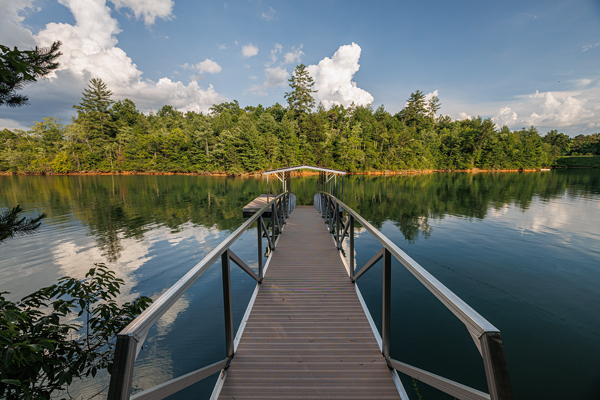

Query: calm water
left=1, top=171, right=599, bottom=399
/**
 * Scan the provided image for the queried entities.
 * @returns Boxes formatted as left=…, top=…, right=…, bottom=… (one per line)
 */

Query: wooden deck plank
left=218, top=206, right=399, bottom=399
left=242, top=194, right=276, bottom=216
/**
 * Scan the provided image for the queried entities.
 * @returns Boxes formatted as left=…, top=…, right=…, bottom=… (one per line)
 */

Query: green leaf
left=1, top=378, right=22, bottom=385
left=2, top=347, right=15, bottom=365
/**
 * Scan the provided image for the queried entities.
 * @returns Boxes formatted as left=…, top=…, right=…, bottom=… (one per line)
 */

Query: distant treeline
left=1, top=80, right=599, bottom=174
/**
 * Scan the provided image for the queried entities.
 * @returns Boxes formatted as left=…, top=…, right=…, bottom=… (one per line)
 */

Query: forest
left=1, top=67, right=599, bottom=175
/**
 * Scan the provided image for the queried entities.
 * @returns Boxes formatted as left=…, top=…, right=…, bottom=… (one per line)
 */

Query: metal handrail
left=108, top=192, right=294, bottom=400
left=315, top=191, right=513, bottom=400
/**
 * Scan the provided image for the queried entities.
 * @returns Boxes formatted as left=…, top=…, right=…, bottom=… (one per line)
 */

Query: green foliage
left=0, top=205, right=46, bottom=245
left=73, top=78, right=115, bottom=140
left=0, top=41, right=62, bottom=107
left=0, top=264, right=152, bottom=399
left=555, top=155, right=600, bottom=168
left=412, top=378, right=424, bottom=400
left=284, top=64, right=316, bottom=114
left=569, top=133, right=600, bottom=155
left=1, top=84, right=597, bottom=174
left=51, top=151, right=73, bottom=173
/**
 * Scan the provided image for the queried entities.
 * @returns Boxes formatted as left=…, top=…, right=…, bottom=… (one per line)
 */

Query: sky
left=1, top=0, right=600, bottom=136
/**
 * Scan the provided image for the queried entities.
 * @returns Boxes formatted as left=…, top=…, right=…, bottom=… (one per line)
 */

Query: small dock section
left=242, top=194, right=275, bottom=218
left=218, top=206, right=399, bottom=399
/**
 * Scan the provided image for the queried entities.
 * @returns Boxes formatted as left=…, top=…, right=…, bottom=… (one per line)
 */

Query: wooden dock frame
left=107, top=189, right=513, bottom=400
left=213, top=206, right=404, bottom=399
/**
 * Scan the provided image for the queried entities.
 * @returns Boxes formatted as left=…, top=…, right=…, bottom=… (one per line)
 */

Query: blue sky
left=1, top=0, right=599, bottom=135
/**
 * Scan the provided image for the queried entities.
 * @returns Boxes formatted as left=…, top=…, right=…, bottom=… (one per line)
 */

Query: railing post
left=480, top=332, right=514, bottom=400
left=349, top=215, right=354, bottom=281
left=257, top=216, right=263, bottom=280
left=382, top=248, right=392, bottom=358
left=329, top=199, right=335, bottom=233
left=271, top=202, right=276, bottom=246
left=318, top=193, right=322, bottom=216
left=335, top=202, right=340, bottom=247
left=222, top=250, right=234, bottom=358
left=107, top=335, right=137, bottom=400
left=275, top=198, right=282, bottom=233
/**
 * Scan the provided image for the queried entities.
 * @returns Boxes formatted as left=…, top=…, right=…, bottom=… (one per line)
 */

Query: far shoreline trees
left=1, top=71, right=599, bottom=175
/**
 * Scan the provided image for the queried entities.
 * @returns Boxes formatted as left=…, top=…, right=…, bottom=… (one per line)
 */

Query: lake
left=1, top=170, right=599, bottom=399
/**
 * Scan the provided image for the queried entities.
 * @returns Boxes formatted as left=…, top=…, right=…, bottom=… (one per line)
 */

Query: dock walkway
left=218, top=206, right=399, bottom=399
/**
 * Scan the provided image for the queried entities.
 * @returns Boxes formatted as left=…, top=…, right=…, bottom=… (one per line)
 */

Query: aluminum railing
left=108, top=192, right=294, bottom=400
left=315, top=191, right=513, bottom=400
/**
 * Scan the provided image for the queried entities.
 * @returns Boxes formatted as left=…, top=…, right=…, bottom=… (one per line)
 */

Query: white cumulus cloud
left=284, top=46, right=304, bottom=64
left=182, top=59, right=222, bottom=74
left=525, top=90, right=594, bottom=128
left=245, top=66, right=289, bottom=97
left=456, top=112, right=472, bottom=121
left=492, top=106, right=518, bottom=128
left=3, top=0, right=226, bottom=118
left=0, top=0, right=38, bottom=47
left=242, top=43, right=259, bottom=58
left=424, top=90, right=439, bottom=103
left=264, top=67, right=289, bottom=88
left=0, top=118, right=30, bottom=131
left=307, top=43, right=374, bottom=109
left=109, top=0, right=173, bottom=27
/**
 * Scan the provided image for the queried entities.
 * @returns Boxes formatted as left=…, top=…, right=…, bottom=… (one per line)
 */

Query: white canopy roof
left=263, top=165, right=346, bottom=176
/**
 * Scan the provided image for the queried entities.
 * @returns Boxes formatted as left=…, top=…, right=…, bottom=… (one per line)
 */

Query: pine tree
left=0, top=205, right=45, bottom=244
left=73, top=78, right=115, bottom=139
left=284, top=64, right=317, bottom=114
left=427, top=95, right=441, bottom=119
left=398, top=90, right=428, bottom=127
left=0, top=41, right=62, bottom=107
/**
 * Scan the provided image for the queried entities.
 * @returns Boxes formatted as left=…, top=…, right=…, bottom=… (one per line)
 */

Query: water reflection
left=2, top=171, right=597, bottom=264
left=337, top=170, right=600, bottom=242
left=1, top=170, right=599, bottom=399
left=0, top=175, right=266, bottom=264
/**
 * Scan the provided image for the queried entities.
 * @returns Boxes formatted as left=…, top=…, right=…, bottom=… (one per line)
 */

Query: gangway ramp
left=217, top=206, right=400, bottom=399
left=108, top=188, right=512, bottom=400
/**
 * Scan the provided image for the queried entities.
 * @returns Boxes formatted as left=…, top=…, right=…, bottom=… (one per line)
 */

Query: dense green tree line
left=1, top=77, right=599, bottom=175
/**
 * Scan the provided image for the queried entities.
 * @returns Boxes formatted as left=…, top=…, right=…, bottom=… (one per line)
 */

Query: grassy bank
left=555, top=155, right=600, bottom=168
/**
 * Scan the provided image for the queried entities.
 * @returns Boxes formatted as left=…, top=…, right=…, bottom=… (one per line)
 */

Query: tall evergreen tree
left=398, top=90, right=428, bottom=126
left=427, top=95, right=441, bottom=119
left=284, top=64, right=317, bottom=114
left=73, top=78, right=115, bottom=138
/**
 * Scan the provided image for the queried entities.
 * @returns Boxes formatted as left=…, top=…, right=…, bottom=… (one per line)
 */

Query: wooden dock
left=242, top=194, right=274, bottom=217
left=108, top=188, right=512, bottom=400
left=218, top=206, right=400, bottom=399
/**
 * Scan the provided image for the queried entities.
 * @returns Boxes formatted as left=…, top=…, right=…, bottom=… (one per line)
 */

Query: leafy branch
left=0, top=264, right=152, bottom=400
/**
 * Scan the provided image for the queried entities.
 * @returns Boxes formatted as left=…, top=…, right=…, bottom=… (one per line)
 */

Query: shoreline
left=0, top=168, right=549, bottom=177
